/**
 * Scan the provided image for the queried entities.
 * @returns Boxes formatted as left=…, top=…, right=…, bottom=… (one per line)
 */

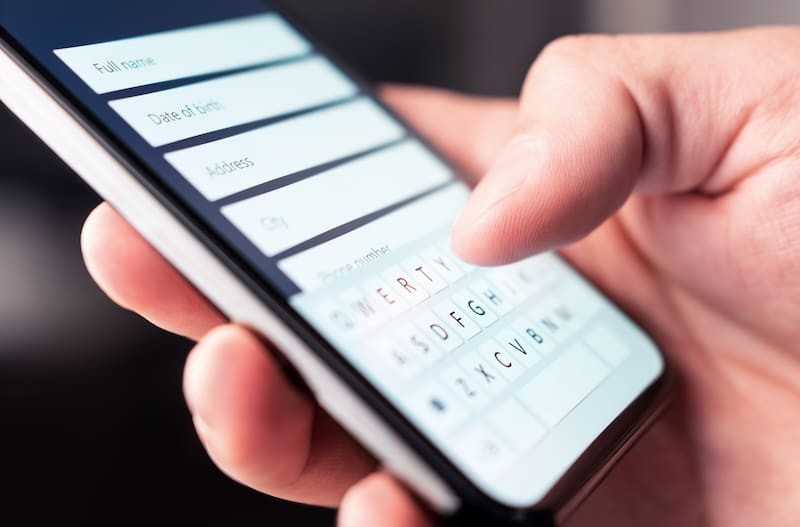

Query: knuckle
left=524, top=34, right=631, bottom=93
left=540, top=34, right=593, bottom=59
left=532, top=33, right=641, bottom=83
left=538, top=34, right=618, bottom=64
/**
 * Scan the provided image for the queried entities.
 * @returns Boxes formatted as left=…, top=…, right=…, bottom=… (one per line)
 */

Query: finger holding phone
left=3, top=4, right=799, bottom=526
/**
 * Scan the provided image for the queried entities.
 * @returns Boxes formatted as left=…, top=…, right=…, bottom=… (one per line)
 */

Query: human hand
left=82, top=27, right=800, bottom=526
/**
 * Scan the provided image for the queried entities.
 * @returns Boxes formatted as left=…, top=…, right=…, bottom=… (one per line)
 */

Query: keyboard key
left=436, top=241, right=475, bottom=273
left=452, top=425, right=515, bottom=479
left=400, top=255, right=448, bottom=293
left=469, top=279, right=513, bottom=316
left=339, top=287, right=388, bottom=330
left=443, top=365, right=488, bottom=409
left=451, top=289, right=498, bottom=328
left=488, top=399, right=547, bottom=451
left=584, top=324, right=632, bottom=367
left=314, top=299, right=358, bottom=335
left=531, top=253, right=562, bottom=284
left=371, top=338, right=422, bottom=378
left=493, top=328, right=541, bottom=367
left=362, top=276, right=409, bottom=316
left=436, top=299, right=482, bottom=340
left=477, top=341, right=526, bottom=381
left=459, top=351, right=508, bottom=395
left=527, top=299, right=571, bottom=344
left=414, top=312, right=464, bottom=352
left=519, top=343, right=610, bottom=427
left=421, top=246, right=465, bottom=283
left=487, top=268, right=528, bottom=307
left=544, top=298, right=581, bottom=331
left=380, top=265, right=430, bottom=306
left=510, top=260, right=544, bottom=292
left=511, top=317, right=557, bottom=355
left=511, top=253, right=561, bottom=290
left=555, top=280, right=604, bottom=328
left=409, top=381, right=467, bottom=435
left=393, top=323, right=444, bottom=365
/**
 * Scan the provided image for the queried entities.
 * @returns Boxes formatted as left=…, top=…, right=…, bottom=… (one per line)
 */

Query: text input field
left=221, top=140, right=453, bottom=257
left=108, top=56, right=357, bottom=147
left=279, top=184, right=468, bottom=291
left=54, top=13, right=311, bottom=94
left=164, top=98, right=405, bottom=200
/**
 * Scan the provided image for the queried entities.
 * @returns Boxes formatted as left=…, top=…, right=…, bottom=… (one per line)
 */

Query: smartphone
left=0, top=1, right=670, bottom=524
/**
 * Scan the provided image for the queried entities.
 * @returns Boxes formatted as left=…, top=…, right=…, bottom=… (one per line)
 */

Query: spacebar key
left=519, top=344, right=610, bottom=427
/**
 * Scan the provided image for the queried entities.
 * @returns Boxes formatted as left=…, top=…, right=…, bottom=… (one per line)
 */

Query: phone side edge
left=0, top=41, right=462, bottom=516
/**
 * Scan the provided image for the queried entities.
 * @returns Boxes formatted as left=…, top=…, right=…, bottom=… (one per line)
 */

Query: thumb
left=451, top=31, right=766, bottom=265
left=452, top=36, right=643, bottom=264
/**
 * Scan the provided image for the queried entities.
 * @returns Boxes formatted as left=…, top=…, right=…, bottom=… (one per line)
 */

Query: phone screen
left=2, top=0, right=664, bottom=507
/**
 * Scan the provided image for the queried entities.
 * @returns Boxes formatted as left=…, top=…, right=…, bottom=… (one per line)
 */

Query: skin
left=81, top=29, right=799, bottom=526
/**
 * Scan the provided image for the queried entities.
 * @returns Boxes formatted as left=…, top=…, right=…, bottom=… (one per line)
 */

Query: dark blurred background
left=1, top=1, right=797, bottom=525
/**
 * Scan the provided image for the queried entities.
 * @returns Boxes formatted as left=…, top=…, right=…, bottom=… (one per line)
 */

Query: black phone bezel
left=0, top=4, right=672, bottom=524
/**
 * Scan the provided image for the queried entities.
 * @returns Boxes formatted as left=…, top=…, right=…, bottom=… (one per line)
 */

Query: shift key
left=519, top=344, right=610, bottom=427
